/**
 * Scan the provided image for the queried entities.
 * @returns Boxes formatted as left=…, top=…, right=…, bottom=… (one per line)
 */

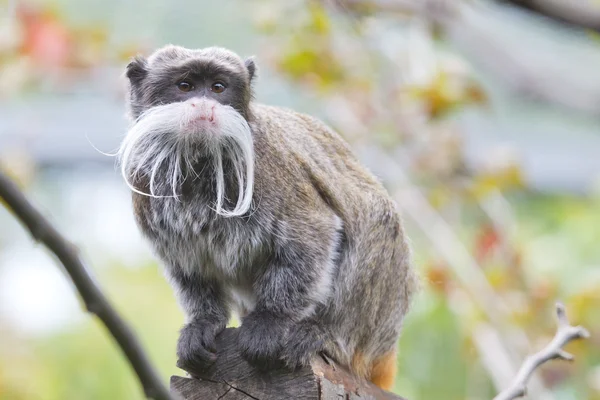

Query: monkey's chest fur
left=133, top=191, right=270, bottom=314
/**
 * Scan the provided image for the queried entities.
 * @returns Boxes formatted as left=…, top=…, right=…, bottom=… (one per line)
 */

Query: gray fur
left=123, top=45, right=417, bottom=380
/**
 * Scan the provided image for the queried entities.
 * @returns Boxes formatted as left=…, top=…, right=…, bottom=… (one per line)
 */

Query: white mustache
left=117, top=98, right=255, bottom=217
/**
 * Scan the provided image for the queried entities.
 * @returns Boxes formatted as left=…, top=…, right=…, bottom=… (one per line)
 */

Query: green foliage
left=275, top=4, right=346, bottom=91
left=396, top=294, right=470, bottom=399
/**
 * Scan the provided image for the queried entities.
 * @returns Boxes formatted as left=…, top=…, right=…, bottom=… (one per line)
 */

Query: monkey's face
left=118, top=46, right=257, bottom=217
left=126, top=46, right=255, bottom=120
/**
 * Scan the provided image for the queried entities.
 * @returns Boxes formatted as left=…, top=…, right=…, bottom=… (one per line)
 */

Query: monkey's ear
left=245, top=57, right=257, bottom=82
left=125, top=56, right=148, bottom=87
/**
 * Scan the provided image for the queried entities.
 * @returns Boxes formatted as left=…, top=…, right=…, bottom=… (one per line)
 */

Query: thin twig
left=339, top=0, right=600, bottom=31
left=494, top=302, right=591, bottom=400
left=0, top=172, right=174, bottom=400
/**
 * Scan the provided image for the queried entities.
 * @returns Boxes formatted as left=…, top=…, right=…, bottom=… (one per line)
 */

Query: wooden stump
left=170, top=328, right=406, bottom=400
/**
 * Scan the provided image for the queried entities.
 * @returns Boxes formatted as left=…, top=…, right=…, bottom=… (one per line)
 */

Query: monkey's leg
left=369, top=350, right=398, bottom=391
left=238, top=218, right=340, bottom=369
left=237, top=256, right=327, bottom=368
left=168, top=268, right=230, bottom=375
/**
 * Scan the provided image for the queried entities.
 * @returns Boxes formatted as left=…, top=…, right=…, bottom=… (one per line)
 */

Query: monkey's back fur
left=133, top=102, right=416, bottom=381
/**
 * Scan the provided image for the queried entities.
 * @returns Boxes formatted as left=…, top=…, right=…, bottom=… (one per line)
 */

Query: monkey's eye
left=211, top=82, right=226, bottom=93
left=177, top=81, right=194, bottom=92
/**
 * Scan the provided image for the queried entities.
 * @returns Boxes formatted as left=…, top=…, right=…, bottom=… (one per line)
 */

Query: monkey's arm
left=168, top=268, right=231, bottom=375
left=238, top=215, right=342, bottom=368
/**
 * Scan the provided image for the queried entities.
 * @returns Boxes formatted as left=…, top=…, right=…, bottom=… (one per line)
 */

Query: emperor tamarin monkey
left=120, top=45, right=416, bottom=390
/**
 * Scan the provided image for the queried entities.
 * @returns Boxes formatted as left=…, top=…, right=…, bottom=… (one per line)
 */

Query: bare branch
left=0, top=172, right=174, bottom=400
left=493, top=302, right=591, bottom=400
left=499, top=0, right=600, bottom=32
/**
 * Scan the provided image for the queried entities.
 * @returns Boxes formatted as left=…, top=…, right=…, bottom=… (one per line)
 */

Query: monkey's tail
left=291, top=319, right=398, bottom=391
left=351, top=350, right=398, bottom=391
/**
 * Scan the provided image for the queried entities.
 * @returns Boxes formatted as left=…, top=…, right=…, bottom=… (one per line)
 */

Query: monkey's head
left=119, top=45, right=257, bottom=217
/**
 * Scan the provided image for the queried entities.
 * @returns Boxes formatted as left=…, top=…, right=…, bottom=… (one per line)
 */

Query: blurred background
left=0, top=0, right=599, bottom=399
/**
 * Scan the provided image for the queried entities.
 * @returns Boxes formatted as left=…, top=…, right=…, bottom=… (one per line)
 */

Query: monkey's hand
left=238, top=311, right=288, bottom=369
left=176, top=319, right=225, bottom=376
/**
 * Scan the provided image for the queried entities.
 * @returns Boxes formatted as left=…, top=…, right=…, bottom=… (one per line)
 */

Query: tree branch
left=499, top=0, right=600, bottom=32
left=493, top=302, right=591, bottom=400
left=170, top=328, right=406, bottom=400
left=0, top=172, right=174, bottom=400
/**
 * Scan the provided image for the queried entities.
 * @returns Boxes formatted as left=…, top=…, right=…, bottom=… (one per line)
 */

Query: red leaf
left=18, top=5, right=72, bottom=68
